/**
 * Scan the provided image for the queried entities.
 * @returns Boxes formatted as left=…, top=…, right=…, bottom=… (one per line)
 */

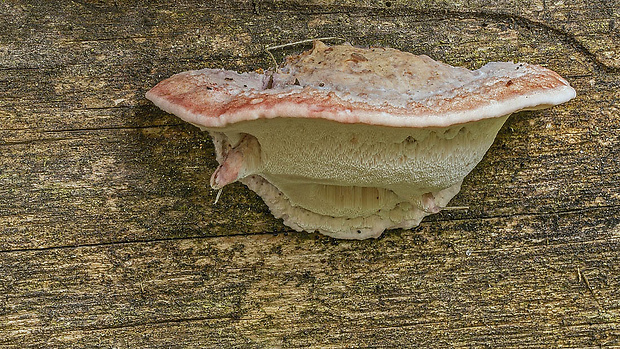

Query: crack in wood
left=248, top=4, right=620, bottom=73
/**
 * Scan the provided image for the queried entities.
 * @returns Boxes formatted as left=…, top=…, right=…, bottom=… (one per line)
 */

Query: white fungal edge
left=240, top=174, right=463, bottom=240
left=149, top=76, right=576, bottom=130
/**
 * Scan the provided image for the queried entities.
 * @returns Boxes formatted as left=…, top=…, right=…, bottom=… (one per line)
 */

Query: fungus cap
left=146, top=41, right=576, bottom=239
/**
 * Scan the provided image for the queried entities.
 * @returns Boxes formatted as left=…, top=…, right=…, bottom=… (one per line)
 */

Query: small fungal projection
left=146, top=41, right=576, bottom=240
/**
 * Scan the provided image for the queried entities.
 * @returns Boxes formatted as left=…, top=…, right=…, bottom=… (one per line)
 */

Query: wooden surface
left=1, top=0, right=619, bottom=347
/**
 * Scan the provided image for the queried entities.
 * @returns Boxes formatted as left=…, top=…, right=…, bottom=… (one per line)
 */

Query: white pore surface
left=209, top=115, right=508, bottom=239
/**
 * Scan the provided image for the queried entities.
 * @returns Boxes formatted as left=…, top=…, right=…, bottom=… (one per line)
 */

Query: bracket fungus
left=146, top=41, right=576, bottom=239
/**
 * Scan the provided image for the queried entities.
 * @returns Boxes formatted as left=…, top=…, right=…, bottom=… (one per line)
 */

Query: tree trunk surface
left=1, top=1, right=619, bottom=347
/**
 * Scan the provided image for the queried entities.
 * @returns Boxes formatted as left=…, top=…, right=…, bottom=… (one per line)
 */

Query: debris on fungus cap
left=146, top=40, right=576, bottom=240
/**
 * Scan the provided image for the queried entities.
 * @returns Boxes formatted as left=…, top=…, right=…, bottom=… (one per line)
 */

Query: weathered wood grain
left=1, top=0, right=619, bottom=347
left=2, top=216, right=619, bottom=347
